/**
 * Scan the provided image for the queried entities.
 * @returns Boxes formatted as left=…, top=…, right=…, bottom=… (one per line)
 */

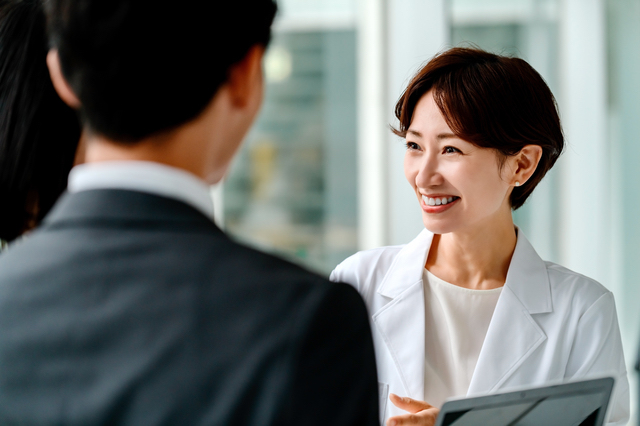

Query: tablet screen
left=437, top=378, right=613, bottom=426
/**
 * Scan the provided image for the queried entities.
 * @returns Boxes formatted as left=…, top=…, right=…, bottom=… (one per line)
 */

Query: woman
left=331, top=48, right=629, bottom=426
left=0, top=0, right=81, bottom=245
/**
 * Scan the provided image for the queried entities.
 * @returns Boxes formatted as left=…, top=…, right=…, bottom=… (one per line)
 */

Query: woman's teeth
left=422, top=195, right=456, bottom=206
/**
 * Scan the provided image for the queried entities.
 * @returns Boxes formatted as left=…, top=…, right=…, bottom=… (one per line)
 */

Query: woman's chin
left=422, top=220, right=456, bottom=235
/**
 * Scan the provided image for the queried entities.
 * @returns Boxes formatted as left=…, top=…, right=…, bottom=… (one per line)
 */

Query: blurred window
left=223, top=17, right=357, bottom=275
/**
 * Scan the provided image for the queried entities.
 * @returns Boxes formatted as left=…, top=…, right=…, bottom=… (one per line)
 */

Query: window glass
left=223, top=29, right=358, bottom=275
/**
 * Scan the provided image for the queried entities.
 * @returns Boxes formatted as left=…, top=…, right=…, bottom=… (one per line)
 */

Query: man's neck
left=82, top=86, right=241, bottom=185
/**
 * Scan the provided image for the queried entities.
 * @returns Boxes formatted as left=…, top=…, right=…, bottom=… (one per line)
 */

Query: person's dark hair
left=45, top=0, right=278, bottom=142
left=0, top=0, right=81, bottom=242
left=393, top=47, right=564, bottom=210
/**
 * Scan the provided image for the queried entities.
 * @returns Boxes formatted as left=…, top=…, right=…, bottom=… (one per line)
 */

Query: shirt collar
left=68, top=161, right=215, bottom=222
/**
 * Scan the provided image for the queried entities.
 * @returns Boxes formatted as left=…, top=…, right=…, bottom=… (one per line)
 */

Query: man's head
left=44, top=0, right=277, bottom=143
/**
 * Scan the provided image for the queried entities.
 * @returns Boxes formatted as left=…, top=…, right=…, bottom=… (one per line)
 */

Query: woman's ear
left=511, top=145, right=543, bottom=186
left=46, top=49, right=81, bottom=109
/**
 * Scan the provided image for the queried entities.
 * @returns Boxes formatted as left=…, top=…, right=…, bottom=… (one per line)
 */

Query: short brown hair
left=393, top=47, right=564, bottom=210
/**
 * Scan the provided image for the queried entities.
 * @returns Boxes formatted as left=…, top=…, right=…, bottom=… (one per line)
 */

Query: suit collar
left=68, top=161, right=215, bottom=222
left=43, top=189, right=221, bottom=233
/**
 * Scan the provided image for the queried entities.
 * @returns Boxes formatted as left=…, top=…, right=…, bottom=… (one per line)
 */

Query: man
left=0, top=0, right=379, bottom=424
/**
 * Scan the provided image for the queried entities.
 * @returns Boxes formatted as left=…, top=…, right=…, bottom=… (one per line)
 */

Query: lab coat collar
left=504, top=228, right=552, bottom=314
left=377, top=229, right=433, bottom=299
left=373, top=227, right=552, bottom=399
left=470, top=229, right=552, bottom=394
left=373, top=229, right=432, bottom=400
left=377, top=227, right=552, bottom=314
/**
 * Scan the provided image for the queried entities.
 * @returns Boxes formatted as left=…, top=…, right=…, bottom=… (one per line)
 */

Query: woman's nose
left=415, top=156, right=443, bottom=187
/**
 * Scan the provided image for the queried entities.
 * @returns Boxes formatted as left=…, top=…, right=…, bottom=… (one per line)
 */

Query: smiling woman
left=394, top=47, right=563, bottom=211
left=331, top=47, right=629, bottom=426
left=402, top=89, right=542, bottom=239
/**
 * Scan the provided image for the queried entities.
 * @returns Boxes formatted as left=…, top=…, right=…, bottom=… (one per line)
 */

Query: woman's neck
left=425, top=215, right=517, bottom=290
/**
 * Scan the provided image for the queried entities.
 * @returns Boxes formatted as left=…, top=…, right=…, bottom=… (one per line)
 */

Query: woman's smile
left=421, top=195, right=460, bottom=213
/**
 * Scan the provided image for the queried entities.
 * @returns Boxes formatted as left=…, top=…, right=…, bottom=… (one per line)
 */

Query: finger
left=387, top=413, right=419, bottom=426
left=389, top=393, right=433, bottom=413
left=386, top=408, right=439, bottom=426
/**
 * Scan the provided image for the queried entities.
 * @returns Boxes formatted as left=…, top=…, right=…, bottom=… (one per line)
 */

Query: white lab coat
left=330, top=229, right=630, bottom=425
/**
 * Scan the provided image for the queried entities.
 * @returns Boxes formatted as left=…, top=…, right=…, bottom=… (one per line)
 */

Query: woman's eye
left=405, top=142, right=420, bottom=151
left=443, top=146, right=461, bottom=154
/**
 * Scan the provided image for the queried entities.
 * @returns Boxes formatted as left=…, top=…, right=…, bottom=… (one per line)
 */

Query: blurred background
left=212, top=0, right=640, bottom=421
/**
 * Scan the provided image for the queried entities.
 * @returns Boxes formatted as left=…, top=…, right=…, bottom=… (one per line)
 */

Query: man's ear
left=46, top=49, right=81, bottom=109
left=226, top=45, right=265, bottom=108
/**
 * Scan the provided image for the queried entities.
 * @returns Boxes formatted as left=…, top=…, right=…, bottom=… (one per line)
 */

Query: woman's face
left=404, top=90, right=514, bottom=235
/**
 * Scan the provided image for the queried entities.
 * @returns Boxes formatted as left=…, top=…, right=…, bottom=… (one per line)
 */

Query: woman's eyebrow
left=407, top=130, right=458, bottom=140
left=436, top=132, right=458, bottom=140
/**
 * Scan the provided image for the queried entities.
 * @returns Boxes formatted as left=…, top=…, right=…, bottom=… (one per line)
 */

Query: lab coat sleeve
left=330, top=247, right=396, bottom=299
left=564, top=292, right=630, bottom=426
left=328, top=265, right=343, bottom=284
left=329, top=254, right=362, bottom=291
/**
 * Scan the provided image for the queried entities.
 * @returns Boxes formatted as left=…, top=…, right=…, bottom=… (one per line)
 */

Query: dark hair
left=393, top=47, right=564, bottom=210
left=45, top=0, right=278, bottom=142
left=0, top=0, right=81, bottom=242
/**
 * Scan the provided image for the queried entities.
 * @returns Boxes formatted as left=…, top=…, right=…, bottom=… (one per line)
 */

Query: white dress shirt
left=68, top=161, right=215, bottom=222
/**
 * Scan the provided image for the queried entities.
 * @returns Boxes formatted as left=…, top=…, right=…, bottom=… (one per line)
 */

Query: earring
left=515, top=181, right=521, bottom=187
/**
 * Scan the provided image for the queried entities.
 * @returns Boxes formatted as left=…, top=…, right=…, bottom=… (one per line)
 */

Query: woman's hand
left=387, top=393, right=440, bottom=426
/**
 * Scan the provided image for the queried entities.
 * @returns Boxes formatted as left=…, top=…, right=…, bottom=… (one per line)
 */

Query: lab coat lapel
left=468, top=231, right=552, bottom=395
left=373, top=230, right=433, bottom=401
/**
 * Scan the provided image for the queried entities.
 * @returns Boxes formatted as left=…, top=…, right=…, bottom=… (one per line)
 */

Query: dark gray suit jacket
left=0, top=189, right=379, bottom=425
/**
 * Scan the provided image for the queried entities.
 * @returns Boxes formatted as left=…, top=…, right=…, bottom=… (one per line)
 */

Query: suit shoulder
left=231, top=241, right=323, bottom=278
left=211, top=238, right=353, bottom=298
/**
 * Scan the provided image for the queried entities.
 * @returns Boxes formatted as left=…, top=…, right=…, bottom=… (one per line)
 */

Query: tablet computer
left=435, top=377, right=614, bottom=426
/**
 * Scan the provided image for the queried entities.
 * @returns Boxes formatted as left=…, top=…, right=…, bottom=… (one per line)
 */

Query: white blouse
left=422, top=269, right=502, bottom=407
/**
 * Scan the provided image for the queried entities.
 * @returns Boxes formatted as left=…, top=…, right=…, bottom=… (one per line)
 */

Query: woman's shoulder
left=514, top=231, right=613, bottom=308
left=330, top=244, right=406, bottom=293
left=543, top=260, right=613, bottom=307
